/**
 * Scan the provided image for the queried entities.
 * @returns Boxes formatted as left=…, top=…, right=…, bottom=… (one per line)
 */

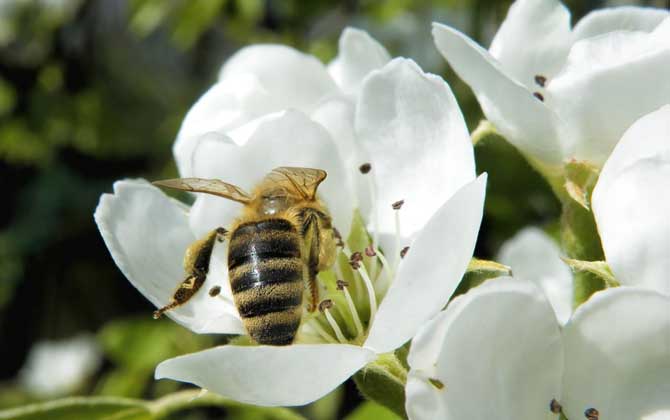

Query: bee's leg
left=300, top=213, right=321, bottom=312
left=153, top=227, right=227, bottom=319
left=307, top=266, right=319, bottom=313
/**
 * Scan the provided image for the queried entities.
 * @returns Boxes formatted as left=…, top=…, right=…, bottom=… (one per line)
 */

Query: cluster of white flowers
left=95, top=0, right=669, bottom=419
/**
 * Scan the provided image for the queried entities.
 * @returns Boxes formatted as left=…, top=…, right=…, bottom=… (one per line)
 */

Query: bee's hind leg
left=153, top=227, right=227, bottom=319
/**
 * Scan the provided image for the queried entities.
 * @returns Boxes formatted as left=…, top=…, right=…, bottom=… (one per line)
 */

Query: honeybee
left=152, top=167, right=337, bottom=345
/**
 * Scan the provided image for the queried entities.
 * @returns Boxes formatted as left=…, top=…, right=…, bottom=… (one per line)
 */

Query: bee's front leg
left=153, top=227, right=227, bottom=319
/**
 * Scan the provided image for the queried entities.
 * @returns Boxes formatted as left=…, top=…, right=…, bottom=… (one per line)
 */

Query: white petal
left=155, top=344, right=375, bottom=406
left=562, top=288, right=670, bottom=420
left=549, top=19, right=670, bottom=165
left=173, top=75, right=276, bottom=176
left=489, top=0, right=572, bottom=84
left=406, top=277, right=563, bottom=420
left=356, top=58, right=475, bottom=241
left=219, top=44, right=338, bottom=111
left=188, top=111, right=354, bottom=239
left=328, top=28, right=391, bottom=93
left=573, top=6, right=669, bottom=40
left=432, top=23, right=565, bottom=167
left=365, top=175, right=486, bottom=354
left=310, top=95, right=358, bottom=173
left=19, top=335, right=101, bottom=397
left=497, top=227, right=573, bottom=324
left=591, top=105, right=670, bottom=295
left=94, top=180, right=244, bottom=334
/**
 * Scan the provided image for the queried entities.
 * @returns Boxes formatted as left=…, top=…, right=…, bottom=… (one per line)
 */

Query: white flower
left=432, top=0, right=670, bottom=173
left=405, top=278, right=670, bottom=420
left=95, top=29, right=486, bottom=406
left=497, top=227, right=573, bottom=325
left=592, top=104, right=670, bottom=296
left=19, top=334, right=101, bottom=397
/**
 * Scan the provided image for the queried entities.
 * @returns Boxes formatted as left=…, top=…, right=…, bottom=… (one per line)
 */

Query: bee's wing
left=267, top=167, right=327, bottom=200
left=152, top=178, right=252, bottom=204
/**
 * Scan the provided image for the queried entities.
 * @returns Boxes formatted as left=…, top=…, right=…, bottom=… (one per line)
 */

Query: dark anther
left=534, top=74, right=547, bottom=87
left=365, top=244, right=377, bottom=257
left=549, top=399, right=562, bottom=414
left=349, top=251, right=363, bottom=269
left=336, top=280, right=349, bottom=290
left=392, top=199, right=405, bottom=210
left=400, top=246, right=410, bottom=258
left=584, top=408, right=599, bottom=420
left=533, top=92, right=544, bottom=101
left=359, top=163, right=372, bottom=174
left=318, top=299, right=334, bottom=312
left=208, top=286, right=222, bottom=297
left=428, top=378, right=445, bottom=390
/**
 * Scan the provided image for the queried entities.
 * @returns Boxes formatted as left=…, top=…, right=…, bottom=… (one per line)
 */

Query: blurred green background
left=0, top=0, right=665, bottom=419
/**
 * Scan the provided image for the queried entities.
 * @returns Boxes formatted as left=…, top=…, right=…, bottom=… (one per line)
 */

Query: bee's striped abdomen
left=228, top=219, right=304, bottom=345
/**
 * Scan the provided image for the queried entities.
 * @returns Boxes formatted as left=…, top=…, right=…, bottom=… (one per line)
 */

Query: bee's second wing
left=267, top=167, right=327, bottom=200
left=152, top=178, right=252, bottom=204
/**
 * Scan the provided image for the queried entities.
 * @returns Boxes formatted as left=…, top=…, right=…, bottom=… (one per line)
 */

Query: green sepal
left=470, top=120, right=505, bottom=146
left=353, top=353, right=408, bottom=419
left=562, top=258, right=619, bottom=288
left=452, top=258, right=512, bottom=299
left=563, top=160, right=600, bottom=210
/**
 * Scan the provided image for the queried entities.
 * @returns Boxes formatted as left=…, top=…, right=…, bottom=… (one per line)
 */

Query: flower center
left=297, top=163, right=409, bottom=346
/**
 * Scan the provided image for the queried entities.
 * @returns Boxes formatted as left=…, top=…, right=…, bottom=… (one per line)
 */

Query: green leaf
left=0, top=396, right=150, bottom=420
left=344, top=402, right=401, bottom=420
left=353, top=354, right=407, bottom=419
left=563, top=160, right=600, bottom=210
left=98, top=316, right=212, bottom=371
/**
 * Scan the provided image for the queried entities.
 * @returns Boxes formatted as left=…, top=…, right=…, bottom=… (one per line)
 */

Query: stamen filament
left=393, top=208, right=401, bottom=274
left=324, top=308, right=347, bottom=343
left=375, top=248, right=393, bottom=283
left=342, top=286, right=364, bottom=336
left=309, top=320, right=338, bottom=344
left=342, top=246, right=378, bottom=323
left=367, top=175, right=380, bottom=253
left=357, top=266, right=378, bottom=323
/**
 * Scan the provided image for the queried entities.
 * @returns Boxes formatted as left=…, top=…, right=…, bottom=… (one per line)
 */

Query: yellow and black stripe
left=228, top=219, right=304, bottom=345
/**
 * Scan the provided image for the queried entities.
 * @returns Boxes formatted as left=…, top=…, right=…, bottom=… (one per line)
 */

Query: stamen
left=349, top=251, right=363, bottom=269
left=365, top=244, right=376, bottom=257
left=533, top=92, right=544, bottom=101
left=319, top=300, right=347, bottom=343
left=393, top=201, right=403, bottom=273
left=359, top=162, right=372, bottom=174
left=549, top=399, right=562, bottom=414
left=367, top=175, right=380, bottom=250
left=400, top=246, right=410, bottom=259
left=342, top=246, right=378, bottom=324
left=584, top=408, right=599, bottom=420
left=309, top=319, right=338, bottom=344
left=534, top=74, right=547, bottom=87
left=208, top=286, right=221, bottom=297
left=375, top=250, right=393, bottom=281
left=337, top=280, right=364, bottom=336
